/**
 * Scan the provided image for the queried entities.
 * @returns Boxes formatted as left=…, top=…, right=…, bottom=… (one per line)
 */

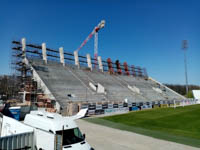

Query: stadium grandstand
left=11, top=38, right=186, bottom=115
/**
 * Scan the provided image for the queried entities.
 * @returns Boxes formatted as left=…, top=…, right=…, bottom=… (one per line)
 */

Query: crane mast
left=75, top=20, right=105, bottom=67
left=94, top=32, right=98, bottom=67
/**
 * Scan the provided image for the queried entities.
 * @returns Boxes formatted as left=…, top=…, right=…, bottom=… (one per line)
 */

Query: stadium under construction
left=11, top=38, right=187, bottom=116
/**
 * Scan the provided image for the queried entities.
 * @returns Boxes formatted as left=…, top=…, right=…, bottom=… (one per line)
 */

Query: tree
left=164, top=84, right=200, bottom=96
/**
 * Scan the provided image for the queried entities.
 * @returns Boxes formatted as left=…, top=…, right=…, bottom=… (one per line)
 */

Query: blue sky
left=0, top=0, right=199, bottom=85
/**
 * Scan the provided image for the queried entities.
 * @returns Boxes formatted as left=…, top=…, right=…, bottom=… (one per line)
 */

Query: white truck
left=0, top=109, right=94, bottom=150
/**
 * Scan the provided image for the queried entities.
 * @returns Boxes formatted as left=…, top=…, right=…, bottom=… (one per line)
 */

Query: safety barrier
left=82, top=99, right=199, bottom=116
left=160, top=104, right=168, bottom=108
left=152, top=104, right=160, bottom=108
left=130, top=106, right=139, bottom=111
left=104, top=108, right=129, bottom=115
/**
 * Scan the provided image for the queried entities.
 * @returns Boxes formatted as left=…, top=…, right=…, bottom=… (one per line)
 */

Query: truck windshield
left=56, top=128, right=84, bottom=146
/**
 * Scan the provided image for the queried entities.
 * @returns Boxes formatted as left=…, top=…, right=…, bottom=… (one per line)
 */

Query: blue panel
left=131, top=106, right=139, bottom=111
left=9, top=109, right=20, bottom=120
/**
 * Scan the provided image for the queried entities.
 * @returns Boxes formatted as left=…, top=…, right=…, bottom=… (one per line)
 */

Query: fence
left=12, top=40, right=148, bottom=77
left=82, top=99, right=199, bottom=116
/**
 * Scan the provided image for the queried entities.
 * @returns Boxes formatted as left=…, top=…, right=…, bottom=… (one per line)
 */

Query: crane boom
left=75, top=20, right=105, bottom=59
left=94, top=31, right=98, bottom=66
left=75, top=29, right=96, bottom=52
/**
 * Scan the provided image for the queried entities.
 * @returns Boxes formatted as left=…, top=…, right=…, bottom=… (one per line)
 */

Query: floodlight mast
left=75, top=20, right=105, bottom=67
left=182, top=40, right=189, bottom=95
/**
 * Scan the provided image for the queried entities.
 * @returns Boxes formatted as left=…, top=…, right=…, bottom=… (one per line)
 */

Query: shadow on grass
left=85, top=118, right=200, bottom=148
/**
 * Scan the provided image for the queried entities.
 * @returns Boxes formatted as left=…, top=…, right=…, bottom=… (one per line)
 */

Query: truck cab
left=24, top=110, right=93, bottom=150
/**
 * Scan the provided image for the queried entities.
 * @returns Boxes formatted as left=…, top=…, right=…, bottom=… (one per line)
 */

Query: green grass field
left=85, top=105, right=200, bottom=148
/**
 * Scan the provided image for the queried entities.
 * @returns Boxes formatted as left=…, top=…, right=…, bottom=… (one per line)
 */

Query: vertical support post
left=138, top=66, right=142, bottom=77
left=184, top=50, right=189, bottom=94
left=74, top=51, right=80, bottom=68
left=182, top=40, right=189, bottom=95
left=143, top=68, right=148, bottom=79
left=174, top=100, right=176, bottom=109
left=23, top=91, right=26, bottom=102
left=94, top=32, right=98, bottom=68
left=21, top=38, right=26, bottom=102
left=22, top=38, right=26, bottom=59
left=86, top=54, right=92, bottom=70
left=42, top=43, right=47, bottom=64
left=98, top=56, right=103, bottom=72
left=59, top=47, right=65, bottom=66
left=131, top=65, right=136, bottom=77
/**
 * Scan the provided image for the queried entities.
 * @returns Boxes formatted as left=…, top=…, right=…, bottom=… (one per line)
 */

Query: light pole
left=182, top=40, right=189, bottom=95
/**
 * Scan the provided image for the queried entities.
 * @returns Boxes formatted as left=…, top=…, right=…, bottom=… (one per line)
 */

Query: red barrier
left=107, top=58, right=114, bottom=74
left=115, top=60, right=122, bottom=75
left=123, top=62, right=130, bottom=75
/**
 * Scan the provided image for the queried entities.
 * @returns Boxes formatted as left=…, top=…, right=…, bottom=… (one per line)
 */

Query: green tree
left=186, top=91, right=194, bottom=98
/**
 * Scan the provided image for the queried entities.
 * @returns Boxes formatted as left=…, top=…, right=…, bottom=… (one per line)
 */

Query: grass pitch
left=85, top=105, right=200, bottom=148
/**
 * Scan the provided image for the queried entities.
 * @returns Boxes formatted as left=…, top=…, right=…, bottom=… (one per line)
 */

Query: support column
left=21, top=38, right=26, bottom=102
left=86, top=54, right=92, bottom=70
left=98, top=56, right=103, bottom=72
left=59, top=47, right=65, bottom=66
left=42, top=43, right=47, bottom=64
left=22, top=38, right=26, bottom=59
left=74, top=51, right=80, bottom=68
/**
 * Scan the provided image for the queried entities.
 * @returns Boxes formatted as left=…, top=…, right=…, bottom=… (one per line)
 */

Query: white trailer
left=0, top=109, right=94, bottom=150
